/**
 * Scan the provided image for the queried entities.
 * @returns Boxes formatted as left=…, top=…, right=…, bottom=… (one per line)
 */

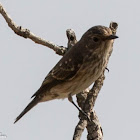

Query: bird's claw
left=105, top=67, right=109, bottom=72
left=79, top=109, right=91, bottom=122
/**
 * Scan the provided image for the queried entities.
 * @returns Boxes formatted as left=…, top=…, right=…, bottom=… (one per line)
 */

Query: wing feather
left=42, top=44, right=84, bottom=85
left=32, top=43, right=84, bottom=98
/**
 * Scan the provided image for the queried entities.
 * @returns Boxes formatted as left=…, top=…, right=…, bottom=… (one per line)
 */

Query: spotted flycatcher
left=14, top=25, right=118, bottom=123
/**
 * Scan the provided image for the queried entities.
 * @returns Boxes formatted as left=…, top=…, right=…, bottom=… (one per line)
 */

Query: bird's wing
left=15, top=44, right=84, bottom=122
left=43, top=54, right=83, bottom=84
left=32, top=45, right=84, bottom=98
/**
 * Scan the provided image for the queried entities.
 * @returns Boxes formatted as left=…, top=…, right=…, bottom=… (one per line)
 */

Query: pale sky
left=0, top=0, right=140, bottom=140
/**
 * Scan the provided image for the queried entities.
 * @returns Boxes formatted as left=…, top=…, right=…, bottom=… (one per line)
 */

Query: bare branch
left=66, top=29, right=77, bottom=49
left=85, top=75, right=104, bottom=140
left=73, top=119, right=88, bottom=140
left=0, top=2, right=118, bottom=139
left=86, top=110, right=103, bottom=140
left=0, top=2, right=66, bottom=55
left=73, top=22, right=118, bottom=140
left=73, top=90, right=89, bottom=140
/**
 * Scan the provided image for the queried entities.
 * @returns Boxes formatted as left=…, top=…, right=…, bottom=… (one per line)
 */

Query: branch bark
left=0, top=2, right=66, bottom=55
left=0, top=2, right=118, bottom=140
left=73, top=22, right=118, bottom=140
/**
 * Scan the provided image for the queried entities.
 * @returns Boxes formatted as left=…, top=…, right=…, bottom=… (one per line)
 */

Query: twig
left=66, top=29, right=77, bottom=49
left=0, top=2, right=66, bottom=55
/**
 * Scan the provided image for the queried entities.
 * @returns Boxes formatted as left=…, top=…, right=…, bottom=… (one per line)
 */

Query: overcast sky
left=0, top=0, right=140, bottom=140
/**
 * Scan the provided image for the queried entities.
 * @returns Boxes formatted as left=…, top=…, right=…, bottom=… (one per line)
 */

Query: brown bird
left=14, top=25, right=118, bottom=123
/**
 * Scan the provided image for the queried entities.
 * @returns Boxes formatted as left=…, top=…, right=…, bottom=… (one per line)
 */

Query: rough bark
left=73, top=22, right=118, bottom=140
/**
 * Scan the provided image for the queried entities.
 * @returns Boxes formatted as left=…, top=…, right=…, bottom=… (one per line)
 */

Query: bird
left=14, top=25, right=118, bottom=123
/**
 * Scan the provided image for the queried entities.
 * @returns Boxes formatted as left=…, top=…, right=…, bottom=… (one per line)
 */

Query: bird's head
left=80, top=25, right=118, bottom=51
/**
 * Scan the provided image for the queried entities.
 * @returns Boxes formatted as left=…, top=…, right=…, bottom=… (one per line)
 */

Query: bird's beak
left=106, top=35, right=119, bottom=40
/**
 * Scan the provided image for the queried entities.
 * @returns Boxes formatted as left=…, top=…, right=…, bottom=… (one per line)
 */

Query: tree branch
left=0, top=2, right=118, bottom=139
left=0, top=2, right=66, bottom=55
left=73, top=22, right=118, bottom=140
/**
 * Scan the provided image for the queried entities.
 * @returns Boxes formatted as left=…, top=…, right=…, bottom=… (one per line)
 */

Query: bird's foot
left=79, top=108, right=91, bottom=122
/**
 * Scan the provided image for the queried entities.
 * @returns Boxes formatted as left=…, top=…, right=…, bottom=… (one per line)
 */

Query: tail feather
left=14, top=97, right=39, bottom=123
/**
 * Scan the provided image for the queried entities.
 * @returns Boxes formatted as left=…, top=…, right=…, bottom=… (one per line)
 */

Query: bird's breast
left=49, top=54, right=107, bottom=99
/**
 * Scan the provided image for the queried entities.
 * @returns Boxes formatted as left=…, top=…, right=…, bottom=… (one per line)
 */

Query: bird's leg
left=68, top=94, right=82, bottom=112
left=68, top=94, right=90, bottom=121
left=105, top=67, right=109, bottom=72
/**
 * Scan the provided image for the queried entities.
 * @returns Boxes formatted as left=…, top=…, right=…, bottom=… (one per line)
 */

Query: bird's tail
left=14, top=97, right=39, bottom=123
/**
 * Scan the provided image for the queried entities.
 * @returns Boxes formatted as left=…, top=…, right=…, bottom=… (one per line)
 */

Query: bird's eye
left=93, top=37, right=99, bottom=42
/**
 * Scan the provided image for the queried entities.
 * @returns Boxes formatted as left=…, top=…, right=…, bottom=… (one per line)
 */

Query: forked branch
left=71, top=22, right=118, bottom=140
left=0, top=2, right=118, bottom=140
